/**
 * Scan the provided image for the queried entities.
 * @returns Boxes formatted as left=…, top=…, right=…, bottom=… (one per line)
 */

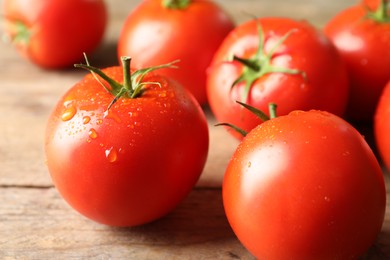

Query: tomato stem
left=122, top=56, right=132, bottom=92
left=162, top=0, right=191, bottom=9
left=230, top=20, right=306, bottom=103
left=75, top=55, right=179, bottom=110
left=366, top=0, right=390, bottom=23
left=216, top=101, right=278, bottom=137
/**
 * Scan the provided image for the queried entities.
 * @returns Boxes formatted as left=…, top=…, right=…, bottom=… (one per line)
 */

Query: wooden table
left=1, top=0, right=389, bottom=259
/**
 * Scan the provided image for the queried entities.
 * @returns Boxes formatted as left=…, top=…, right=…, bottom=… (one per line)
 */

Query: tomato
left=375, top=79, right=390, bottom=170
left=3, top=0, right=107, bottom=69
left=117, top=0, right=235, bottom=105
left=324, top=0, right=390, bottom=122
left=44, top=57, right=209, bottom=226
left=207, top=17, right=349, bottom=140
left=223, top=109, right=386, bottom=259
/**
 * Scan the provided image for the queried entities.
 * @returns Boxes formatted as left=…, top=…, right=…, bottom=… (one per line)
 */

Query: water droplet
left=104, top=110, right=122, bottom=123
left=159, top=91, right=167, bottom=98
left=247, top=161, right=252, bottom=168
left=61, top=106, right=77, bottom=121
left=342, top=151, right=351, bottom=156
left=96, top=119, right=103, bottom=125
left=82, top=116, right=91, bottom=124
left=105, top=147, right=118, bottom=163
left=88, top=128, right=98, bottom=139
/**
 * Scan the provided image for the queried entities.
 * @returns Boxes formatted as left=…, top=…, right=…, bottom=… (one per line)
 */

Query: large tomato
left=223, top=109, right=386, bottom=259
left=207, top=17, right=349, bottom=140
left=3, top=0, right=107, bottom=69
left=324, top=0, right=390, bottom=122
left=117, top=0, right=235, bottom=105
left=45, top=57, right=209, bottom=226
left=375, top=79, right=390, bottom=170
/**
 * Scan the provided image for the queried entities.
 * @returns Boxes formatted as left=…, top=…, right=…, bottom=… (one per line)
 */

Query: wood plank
left=1, top=181, right=390, bottom=259
left=0, top=187, right=254, bottom=259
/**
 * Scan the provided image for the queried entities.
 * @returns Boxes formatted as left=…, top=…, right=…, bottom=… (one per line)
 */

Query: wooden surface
left=2, top=0, right=389, bottom=259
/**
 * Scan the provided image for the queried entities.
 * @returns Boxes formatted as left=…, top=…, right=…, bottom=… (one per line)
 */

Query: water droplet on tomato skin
left=105, top=147, right=118, bottom=163
left=88, top=128, right=98, bottom=139
left=82, top=116, right=91, bottom=124
left=61, top=106, right=77, bottom=121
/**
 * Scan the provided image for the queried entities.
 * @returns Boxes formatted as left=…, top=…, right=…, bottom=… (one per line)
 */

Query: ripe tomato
left=207, top=17, right=349, bottom=140
left=324, top=0, right=390, bottom=122
left=223, top=110, right=386, bottom=259
left=45, top=57, right=209, bottom=226
left=375, top=79, right=390, bottom=170
left=117, top=0, right=235, bottom=105
left=3, top=0, right=107, bottom=69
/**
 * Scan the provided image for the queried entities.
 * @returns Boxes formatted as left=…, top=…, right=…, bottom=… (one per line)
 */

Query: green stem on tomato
left=74, top=54, right=179, bottom=110
left=8, top=20, right=31, bottom=46
left=229, top=20, right=307, bottom=104
left=216, top=102, right=278, bottom=137
left=366, top=0, right=390, bottom=23
left=162, top=0, right=191, bottom=9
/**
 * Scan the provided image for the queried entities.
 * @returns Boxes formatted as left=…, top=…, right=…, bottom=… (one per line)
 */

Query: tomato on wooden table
left=45, top=57, right=209, bottom=227
left=223, top=109, right=386, bottom=259
left=118, top=0, right=235, bottom=105
left=2, top=0, right=107, bottom=69
left=207, top=17, right=349, bottom=140
left=324, top=0, right=390, bottom=122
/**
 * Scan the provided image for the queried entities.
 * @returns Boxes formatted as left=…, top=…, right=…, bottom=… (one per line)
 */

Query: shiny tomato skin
left=207, top=17, right=349, bottom=140
left=324, top=3, right=390, bottom=122
left=45, top=67, right=209, bottom=227
left=117, top=0, right=235, bottom=105
left=3, top=0, right=107, bottom=69
left=223, top=110, right=385, bottom=259
left=375, top=80, right=390, bottom=170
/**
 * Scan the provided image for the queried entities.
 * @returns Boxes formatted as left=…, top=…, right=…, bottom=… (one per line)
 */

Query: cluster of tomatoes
left=3, top=0, right=390, bottom=259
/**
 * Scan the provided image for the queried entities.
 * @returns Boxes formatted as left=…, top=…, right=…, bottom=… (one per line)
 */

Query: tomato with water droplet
left=45, top=58, right=209, bottom=227
left=223, top=109, right=385, bottom=259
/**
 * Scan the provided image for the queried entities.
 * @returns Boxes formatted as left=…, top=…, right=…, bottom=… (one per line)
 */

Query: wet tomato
left=207, top=17, right=349, bottom=140
left=45, top=57, right=209, bottom=226
left=223, top=109, right=386, bottom=259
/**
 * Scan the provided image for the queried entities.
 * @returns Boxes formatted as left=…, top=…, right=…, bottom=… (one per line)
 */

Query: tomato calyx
left=365, top=0, right=390, bottom=23
left=162, top=0, right=191, bottom=9
left=230, top=21, right=307, bottom=103
left=3, top=17, right=31, bottom=46
left=75, top=55, right=178, bottom=110
left=217, top=101, right=277, bottom=137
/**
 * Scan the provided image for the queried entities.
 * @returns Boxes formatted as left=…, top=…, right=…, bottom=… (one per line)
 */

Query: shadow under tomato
left=107, top=188, right=236, bottom=243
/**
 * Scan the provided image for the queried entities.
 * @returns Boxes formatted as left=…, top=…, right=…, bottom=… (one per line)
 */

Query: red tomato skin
left=207, top=17, right=349, bottom=140
left=117, top=0, right=235, bottom=105
left=375, top=80, right=390, bottom=170
left=223, top=110, right=385, bottom=259
left=324, top=4, right=390, bottom=122
left=45, top=68, right=209, bottom=226
left=3, top=0, right=107, bottom=69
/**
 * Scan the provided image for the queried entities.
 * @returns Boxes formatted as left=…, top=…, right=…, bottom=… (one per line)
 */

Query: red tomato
left=207, top=17, right=349, bottom=140
left=375, top=80, right=390, bottom=170
left=45, top=58, right=209, bottom=226
left=117, top=0, right=235, bottom=105
left=3, top=0, right=107, bottom=69
left=324, top=0, right=390, bottom=122
left=223, top=110, right=386, bottom=259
